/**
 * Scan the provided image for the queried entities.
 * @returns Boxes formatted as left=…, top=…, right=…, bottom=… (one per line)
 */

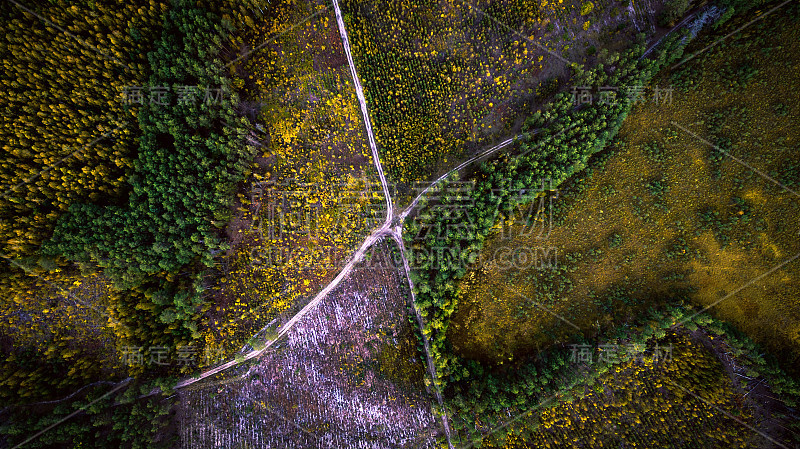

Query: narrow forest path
left=331, top=0, right=393, bottom=222
left=640, top=8, right=701, bottom=59
left=176, top=0, right=397, bottom=391
left=331, top=0, right=454, bottom=444
left=400, top=135, right=520, bottom=221
left=176, top=3, right=537, bottom=447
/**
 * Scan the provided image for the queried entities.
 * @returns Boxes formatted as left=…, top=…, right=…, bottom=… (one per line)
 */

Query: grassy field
left=448, top=2, right=800, bottom=373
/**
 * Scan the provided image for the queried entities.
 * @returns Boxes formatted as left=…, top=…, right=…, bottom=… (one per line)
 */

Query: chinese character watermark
left=122, top=85, right=229, bottom=106
left=570, top=85, right=674, bottom=106
left=568, top=343, right=673, bottom=364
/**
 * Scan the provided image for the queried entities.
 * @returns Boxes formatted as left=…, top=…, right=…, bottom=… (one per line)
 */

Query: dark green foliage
left=664, top=236, right=696, bottom=261
left=608, top=232, right=623, bottom=248
left=697, top=207, right=732, bottom=247
left=642, top=141, right=665, bottom=163
left=43, top=1, right=252, bottom=348
left=685, top=314, right=800, bottom=442
left=446, top=349, right=579, bottom=447
left=671, top=64, right=701, bottom=92
left=599, top=184, right=616, bottom=200
left=0, top=378, right=177, bottom=449
left=646, top=178, right=668, bottom=198
left=446, top=305, right=800, bottom=447
left=694, top=196, right=759, bottom=249
left=407, top=30, right=694, bottom=386
left=630, top=195, right=653, bottom=223
left=658, top=0, right=690, bottom=28
left=646, top=177, right=669, bottom=210
left=408, top=0, right=796, bottom=397
left=713, top=0, right=781, bottom=29
left=703, top=109, right=732, bottom=179
left=774, top=158, right=800, bottom=188
left=719, top=61, right=758, bottom=90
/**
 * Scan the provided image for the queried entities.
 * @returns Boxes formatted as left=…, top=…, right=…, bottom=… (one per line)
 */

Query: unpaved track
left=174, top=229, right=390, bottom=389
left=391, top=231, right=455, bottom=448
left=331, top=1, right=453, bottom=444
left=640, top=9, right=700, bottom=59
left=400, top=135, right=519, bottom=221
left=176, top=0, right=397, bottom=391
left=175, top=125, right=519, bottom=388
left=169, top=3, right=724, bottom=445
left=331, top=0, right=393, bottom=221
left=175, top=3, right=533, bottom=446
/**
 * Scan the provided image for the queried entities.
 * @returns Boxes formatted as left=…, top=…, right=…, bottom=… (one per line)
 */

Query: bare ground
left=179, top=242, right=440, bottom=449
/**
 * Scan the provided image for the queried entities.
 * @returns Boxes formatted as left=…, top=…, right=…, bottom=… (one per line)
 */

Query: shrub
left=658, top=0, right=690, bottom=28
left=608, top=232, right=623, bottom=248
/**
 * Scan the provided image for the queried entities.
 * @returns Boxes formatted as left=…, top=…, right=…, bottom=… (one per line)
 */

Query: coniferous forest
left=1, top=0, right=799, bottom=448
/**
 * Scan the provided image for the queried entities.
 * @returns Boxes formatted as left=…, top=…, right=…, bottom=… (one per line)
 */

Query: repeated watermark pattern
left=570, top=84, right=674, bottom=106
left=9, top=0, right=794, bottom=447
left=568, top=343, right=674, bottom=365
left=122, top=85, right=229, bottom=106
left=410, top=244, right=557, bottom=272
left=120, top=345, right=228, bottom=367
left=244, top=178, right=559, bottom=271
left=249, top=177, right=387, bottom=240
